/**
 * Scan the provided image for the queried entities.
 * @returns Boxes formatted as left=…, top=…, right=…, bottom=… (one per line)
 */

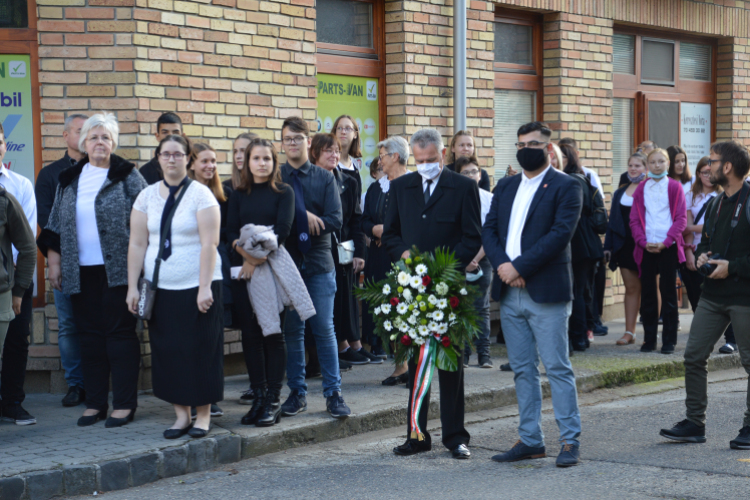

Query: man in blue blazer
left=482, top=122, right=583, bottom=467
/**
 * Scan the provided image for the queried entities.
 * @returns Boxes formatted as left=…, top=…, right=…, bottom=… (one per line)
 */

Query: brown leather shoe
left=616, top=332, right=635, bottom=345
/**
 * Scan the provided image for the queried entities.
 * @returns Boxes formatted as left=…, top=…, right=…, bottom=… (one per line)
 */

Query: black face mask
left=516, top=147, right=548, bottom=172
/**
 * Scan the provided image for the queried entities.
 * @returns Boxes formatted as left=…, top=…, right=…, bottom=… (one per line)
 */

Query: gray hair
left=64, top=113, right=89, bottom=132
left=376, top=136, right=410, bottom=165
left=410, top=128, right=444, bottom=152
left=79, top=112, right=119, bottom=152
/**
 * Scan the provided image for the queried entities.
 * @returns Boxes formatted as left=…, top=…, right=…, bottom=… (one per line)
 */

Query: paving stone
left=187, top=439, right=217, bottom=473
left=25, top=471, right=62, bottom=500
left=0, top=476, right=24, bottom=500
left=161, top=447, right=187, bottom=478
left=129, top=453, right=160, bottom=487
left=62, top=465, right=96, bottom=496
left=216, top=434, right=241, bottom=464
left=98, top=460, right=130, bottom=492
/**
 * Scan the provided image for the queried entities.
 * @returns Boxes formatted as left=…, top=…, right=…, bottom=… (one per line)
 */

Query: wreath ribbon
left=409, top=336, right=438, bottom=441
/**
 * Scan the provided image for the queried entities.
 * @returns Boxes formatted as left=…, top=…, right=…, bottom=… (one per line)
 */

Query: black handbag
left=137, top=179, right=192, bottom=320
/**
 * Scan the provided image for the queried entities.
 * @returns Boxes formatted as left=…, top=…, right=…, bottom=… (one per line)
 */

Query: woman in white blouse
left=126, top=135, right=224, bottom=439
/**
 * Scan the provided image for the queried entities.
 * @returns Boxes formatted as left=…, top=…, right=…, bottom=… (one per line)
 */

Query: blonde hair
left=79, top=112, right=119, bottom=152
left=550, top=143, right=564, bottom=170
left=447, top=130, right=473, bottom=163
left=647, top=148, right=670, bottom=164
left=188, top=143, right=226, bottom=203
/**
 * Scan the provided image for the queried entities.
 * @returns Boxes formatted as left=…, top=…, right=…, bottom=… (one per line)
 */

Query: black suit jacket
left=383, top=168, right=482, bottom=267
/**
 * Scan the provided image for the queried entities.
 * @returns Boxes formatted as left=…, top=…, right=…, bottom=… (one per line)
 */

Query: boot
left=255, top=389, right=282, bottom=427
left=240, top=388, right=266, bottom=425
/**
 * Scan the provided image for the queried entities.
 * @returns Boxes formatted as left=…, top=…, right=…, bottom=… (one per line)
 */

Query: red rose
left=450, top=296, right=459, bottom=308
left=441, top=336, right=451, bottom=348
left=390, top=297, right=400, bottom=306
left=401, top=335, right=412, bottom=346
left=422, top=275, right=432, bottom=286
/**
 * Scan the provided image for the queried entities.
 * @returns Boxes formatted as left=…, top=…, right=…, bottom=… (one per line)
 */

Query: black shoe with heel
left=241, top=388, right=266, bottom=425
left=164, top=425, right=192, bottom=439
left=105, top=409, right=136, bottom=428
left=255, top=390, right=282, bottom=427
left=77, top=410, right=106, bottom=427
left=382, top=373, right=408, bottom=386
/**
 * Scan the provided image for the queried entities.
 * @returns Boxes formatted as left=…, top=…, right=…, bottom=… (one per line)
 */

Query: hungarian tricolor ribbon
left=409, top=336, right=438, bottom=441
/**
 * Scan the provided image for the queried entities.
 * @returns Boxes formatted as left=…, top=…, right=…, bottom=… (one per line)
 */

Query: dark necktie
left=289, top=169, right=311, bottom=254
left=423, top=179, right=432, bottom=204
left=160, top=177, right=188, bottom=261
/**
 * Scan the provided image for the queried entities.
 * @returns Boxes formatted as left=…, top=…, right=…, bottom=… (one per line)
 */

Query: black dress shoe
left=164, top=425, right=192, bottom=439
left=393, top=439, right=431, bottom=456
left=661, top=344, right=675, bottom=354
left=451, top=444, right=470, bottom=459
left=188, top=424, right=212, bottom=438
left=105, top=409, right=136, bottom=428
left=62, top=386, right=86, bottom=407
left=640, top=342, right=657, bottom=353
left=77, top=411, right=106, bottom=427
left=382, top=373, right=408, bottom=386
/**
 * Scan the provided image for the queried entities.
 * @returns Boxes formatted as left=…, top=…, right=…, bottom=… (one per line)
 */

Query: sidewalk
left=0, top=313, right=744, bottom=499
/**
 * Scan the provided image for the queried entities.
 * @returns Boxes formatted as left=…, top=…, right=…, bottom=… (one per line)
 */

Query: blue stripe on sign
left=1, top=115, right=23, bottom=138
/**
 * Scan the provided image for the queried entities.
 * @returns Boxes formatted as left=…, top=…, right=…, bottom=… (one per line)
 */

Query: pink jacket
left=629, top=178, right=687, bottom=275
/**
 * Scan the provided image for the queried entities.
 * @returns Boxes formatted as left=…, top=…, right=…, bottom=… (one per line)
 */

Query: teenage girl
left=668, top=145, right=694, bottom=194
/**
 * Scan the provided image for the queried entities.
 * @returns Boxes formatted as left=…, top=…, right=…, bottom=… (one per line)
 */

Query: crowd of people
left=0, top=110, right=748, bottom=462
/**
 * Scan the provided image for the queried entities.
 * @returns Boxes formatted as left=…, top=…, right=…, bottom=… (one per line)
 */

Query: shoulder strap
left=694, top=196, right=713, bottom=224
left=151, top=179, right=193, bottom=289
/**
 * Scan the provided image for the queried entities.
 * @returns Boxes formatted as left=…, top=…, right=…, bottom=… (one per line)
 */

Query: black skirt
left=149, top=280, right=224, bottom=407
left=613, top=204, right=638, bottom=272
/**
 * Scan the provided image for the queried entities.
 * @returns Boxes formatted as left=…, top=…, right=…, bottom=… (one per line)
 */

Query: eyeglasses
left=336, top=127, right=355, bottom=133
left=322, top=148, right=340, bottom=156
left=460, top=169, right=480, bottom=177
left=699, top=170, right=712, bottom=177
left=159, top=152, right=185, bottom=160
left=515, top=141, right=548, bottom=150
left=282, top=136, right=306, bottom=145
left=378, top=152, right=394, bottom=161
left=706, top=159, right=722, bottom=167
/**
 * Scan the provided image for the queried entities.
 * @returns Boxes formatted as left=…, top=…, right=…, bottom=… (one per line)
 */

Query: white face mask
left=417, top=162, right=441, bottom=180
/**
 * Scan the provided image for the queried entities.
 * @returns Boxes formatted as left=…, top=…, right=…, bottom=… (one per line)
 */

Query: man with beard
left=660, top=140, right=750, bottom=451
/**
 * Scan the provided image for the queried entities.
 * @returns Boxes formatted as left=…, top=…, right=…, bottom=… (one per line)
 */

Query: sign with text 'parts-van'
left=0, top=55, right=35, bottom=184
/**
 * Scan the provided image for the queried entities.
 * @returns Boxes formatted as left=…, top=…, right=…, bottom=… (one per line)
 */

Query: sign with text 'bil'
left=0, top=55, right=35, bottom=184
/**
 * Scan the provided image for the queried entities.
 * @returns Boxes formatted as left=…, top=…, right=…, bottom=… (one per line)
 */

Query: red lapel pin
left=543, top=184, right=548, bottom=188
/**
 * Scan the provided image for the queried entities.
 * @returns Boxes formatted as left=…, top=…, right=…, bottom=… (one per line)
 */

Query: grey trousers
left=0, top=290, right=15, bottom=363
left=684, top=297, right=750, bottom=427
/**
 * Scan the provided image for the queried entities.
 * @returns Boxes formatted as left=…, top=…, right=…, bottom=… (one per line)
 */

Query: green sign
left=316, top=73, right=379, bottom=190
left=0, top=55, right=35, bottom=184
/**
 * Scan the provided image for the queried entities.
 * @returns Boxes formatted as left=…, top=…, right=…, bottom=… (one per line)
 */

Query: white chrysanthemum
left=428, top=321, right=438, bottom=332
left=410, top=276, right=422, bottom=288
left=382, top=284, right=391, bottom=295
left=437, top=323, right=448, bottom=334
left=383, top=320, right=393, bottom=331
left=419, top=301, right=426, bottom=308
left=418, top=285, right=426, bottom=294
left=432, top=310, right=444, bottom=321
left=411, top=309, right=420, bottom=317
left=414, top=337, right=425, bottom=346
left=374, top=306, right=382, bottom=315
left=460, top=288, right=468, bottom=296
left=408, top=329, right=417, bottom=339
left=397, top=272, right=410, bottom=286
left=381, top=304, right=391, bottom=314
left=428, top=295, right=438, bottom=305
left=437, top=299, right=448, bottom=309
left=415, top=264, right=428, bottom=276
left=397, top=303, right=409, bottom=315
left=424, top=312, right=433, bottom=320
left=402, top=289, right=413, bottom=302
left=436, top=282, right=449, bottom=295
left=407, top=315, right=417, bottom=325
left=399, top=323, right=409, bottom=333
left=418, top=325, right=429, bottom=337
left=449, top=313, right=456, bottom=322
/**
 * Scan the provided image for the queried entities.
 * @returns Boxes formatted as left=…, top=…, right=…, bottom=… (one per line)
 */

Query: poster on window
left=316, top=73, right=379, bottom=191
left=680, top=103, right=711, bottom=162
left=0, top=54, right=35, bottom=184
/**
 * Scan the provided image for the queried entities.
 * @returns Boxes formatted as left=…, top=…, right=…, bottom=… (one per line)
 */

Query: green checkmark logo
left=12, top=63, right=21, bottom=72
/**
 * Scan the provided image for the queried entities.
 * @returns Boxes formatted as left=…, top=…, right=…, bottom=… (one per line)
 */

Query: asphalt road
left=76, top=373, right=750, bottom=500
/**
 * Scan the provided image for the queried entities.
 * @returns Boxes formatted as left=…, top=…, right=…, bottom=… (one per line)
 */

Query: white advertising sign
left=680, top=103, right=711, bottom=161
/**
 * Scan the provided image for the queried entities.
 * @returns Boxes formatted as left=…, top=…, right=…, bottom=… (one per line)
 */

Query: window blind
left=613, top=34, right=635, bottom=75
left=494, top=90, right=536, bottom=180
left=612, top=98, right=634, bottom=180
left=680, top=43, right=711, bottom=81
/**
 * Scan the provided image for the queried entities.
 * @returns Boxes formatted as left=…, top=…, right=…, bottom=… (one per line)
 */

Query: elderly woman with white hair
left=362, top=136, right=411, bottom=382
left=37, top=112, right=148, bottom=428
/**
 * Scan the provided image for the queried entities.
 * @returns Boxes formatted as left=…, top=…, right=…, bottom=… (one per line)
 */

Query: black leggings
left=641, top=246, right=679, bottom=347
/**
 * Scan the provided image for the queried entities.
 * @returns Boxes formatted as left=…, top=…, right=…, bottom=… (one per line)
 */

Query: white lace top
left=133, top=182, right=223, bottom=290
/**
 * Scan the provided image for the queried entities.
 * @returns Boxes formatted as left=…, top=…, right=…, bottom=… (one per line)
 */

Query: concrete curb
left=0, top=354, right=742, bottom=499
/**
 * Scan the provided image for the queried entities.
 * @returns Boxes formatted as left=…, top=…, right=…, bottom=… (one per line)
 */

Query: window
left=642, top=38, right=675, bottom=85
left=317, top=0, right=373, bottom=50
left=612, top=98, right=634, bottom=179
left=494, top=90, right=536, bottom=179
left=0, top=0, right=28, bottom=28
left=680, top=43, right=712, bottom=82
left=494, top=22, right=532, bottom=68
left=613, top=34, right=635, bottom=75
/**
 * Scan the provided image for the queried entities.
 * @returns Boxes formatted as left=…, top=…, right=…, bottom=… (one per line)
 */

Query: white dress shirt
left=0, top=164, right=37, bottom=263
left=582, top=166, right=603, bottom=193
left=644, top=178, right=671, bottom=244
left=420, top=168, right=441, bottom=197
left=479, top=188, right=493, bottom=226
left=506, top=166, right=550, bottom=260
left=685, top=190, right=717, bottom=245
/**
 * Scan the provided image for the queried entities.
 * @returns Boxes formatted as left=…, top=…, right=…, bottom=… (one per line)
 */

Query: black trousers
left=71, top=266, right=140, bottom=412
left=334, top=263, right=360, bottom=344
left=234, top=282, right=286, bottom=392
left=681, top=264, right=736, bottom=344
left=406, top=356, right=469, bottom=450
left=1, top=285, right=33, bottom=405
left=641, top=246, right=679, bottom=347
left=570, top=259, right=596, bottom=349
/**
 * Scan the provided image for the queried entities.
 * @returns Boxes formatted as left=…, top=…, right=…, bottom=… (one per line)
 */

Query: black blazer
left=482, top=167, right=582, bottom=304
left=382, top=168, right=482, bottom=268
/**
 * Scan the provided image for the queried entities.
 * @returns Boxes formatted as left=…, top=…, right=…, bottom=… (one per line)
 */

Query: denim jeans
left=500, top=287, right=581, bottom=448
left=54, top=288, right=83, bottom=388
left=284, top=269, right=341, bottom=398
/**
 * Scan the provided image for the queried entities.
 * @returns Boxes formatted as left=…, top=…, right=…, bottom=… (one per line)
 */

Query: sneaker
left=659, top=419, right=706, bottom=443
left=371, top=346, right=388, bottom=359
left=210, top=404, right=223, bottom=417
left=729, top=425, right=750, bottom=450
left=719, top=343, right=738, bottom=354
left=592, top=323, right=608, bottom=336
left=238, top=388, right=255, bottom=405
left=357, top=348, right=384, bottom=364
left=499, top=362, right=512, bottom=372
left=339, top=347, right=369, bottom=365
left=1, top=404, right=37, bottom=425
left=556, top=441, right=580, bottom=467
left=677, top=321, right=682, bottom=332
left=326, top=392, right=351, bottom=419
left=478, top=355, right=493, bottom=368
left=661, top=344, right=675, bottom=355
left=281, top=390, right=307, bottom=416
left=491, top=440, right=546, bottom=462
left=339, top=359, right=352, bottom=372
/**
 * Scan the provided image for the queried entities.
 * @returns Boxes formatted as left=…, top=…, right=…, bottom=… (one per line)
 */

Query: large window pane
left=648, top=101, right=679, bottom=151
left=612, top=98, right=634, bottom=179
left=494, top=90, right=536, bottom=180
left=0, top=0, right=28, bottom=28
left=494, top=22, right=532, bottom=65
left=317, top=0, right=373, bottom=48
left=680, top=43, right=712, bottom=82
left=613, top=34, right=635, bottom=75
left=642, top=39, right=675, bottom=85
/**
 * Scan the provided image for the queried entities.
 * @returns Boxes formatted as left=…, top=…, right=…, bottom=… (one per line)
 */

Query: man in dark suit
left=482, top=122, right=583, bottom=467
left=383, top=128, right=482, bottom=459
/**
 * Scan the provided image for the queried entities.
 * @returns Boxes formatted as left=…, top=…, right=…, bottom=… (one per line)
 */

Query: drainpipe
left=453, top=0, right=467, bottom=132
